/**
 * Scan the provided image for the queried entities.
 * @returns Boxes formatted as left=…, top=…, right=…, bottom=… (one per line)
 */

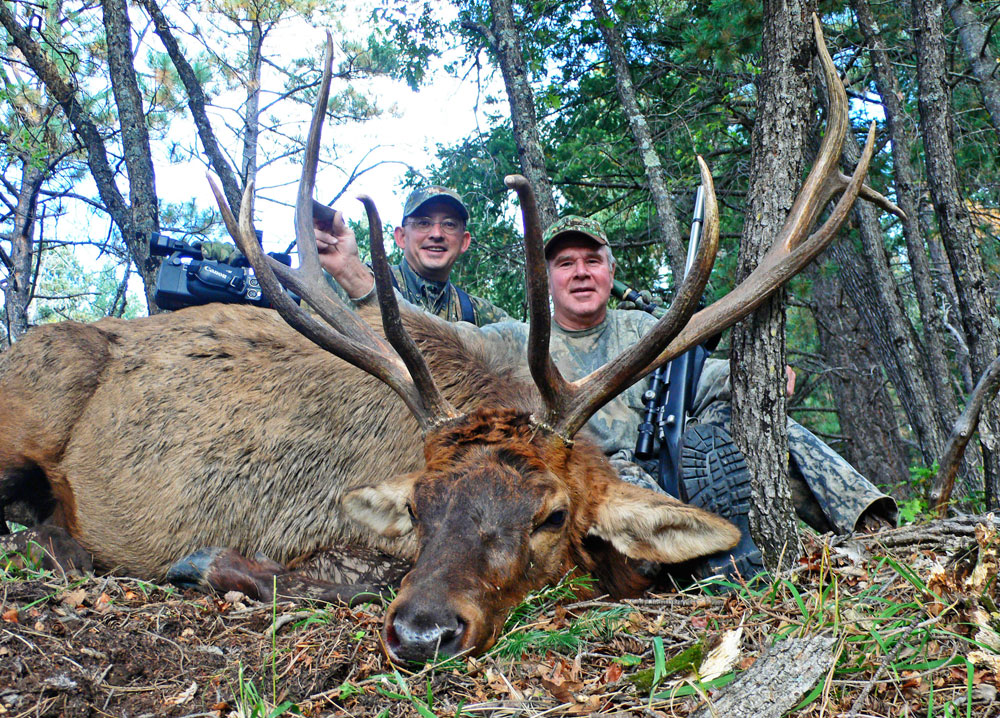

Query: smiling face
left=546, top=235, right=616, bottom=331
left=393, top=199, right=472, bottom=282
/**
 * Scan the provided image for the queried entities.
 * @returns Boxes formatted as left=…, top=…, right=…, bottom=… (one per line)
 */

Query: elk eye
left=536, top=509, right=567, bottom=532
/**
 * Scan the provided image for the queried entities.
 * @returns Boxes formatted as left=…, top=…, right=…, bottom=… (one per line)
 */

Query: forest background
left=1, top=0, right=999, bottom=532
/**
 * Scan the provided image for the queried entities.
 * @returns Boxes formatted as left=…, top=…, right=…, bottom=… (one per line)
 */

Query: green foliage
left=33, top=246, right=143, bottom=323
left=485, top=573, right=633, bottom=659
left=233, top=664, right=301, bottom=718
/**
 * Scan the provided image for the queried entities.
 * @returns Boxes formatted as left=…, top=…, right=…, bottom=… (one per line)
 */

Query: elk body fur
left=0, top=301, right=533, bottom=577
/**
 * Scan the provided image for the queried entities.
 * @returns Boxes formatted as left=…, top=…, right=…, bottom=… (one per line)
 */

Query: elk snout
left=384, top=596, right=483, bottom=663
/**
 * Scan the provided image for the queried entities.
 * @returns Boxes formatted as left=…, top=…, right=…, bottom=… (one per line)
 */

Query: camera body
left=150, top=232, right=292, bottom=311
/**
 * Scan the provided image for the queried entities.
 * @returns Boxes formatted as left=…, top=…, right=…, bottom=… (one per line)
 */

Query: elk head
left=208, top=17, right=897, bottom=663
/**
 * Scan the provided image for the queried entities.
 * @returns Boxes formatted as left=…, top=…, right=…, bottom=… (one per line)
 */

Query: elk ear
left=587, top=482, right=740, bottom=564
left=342, top=473, right=420, bottom=538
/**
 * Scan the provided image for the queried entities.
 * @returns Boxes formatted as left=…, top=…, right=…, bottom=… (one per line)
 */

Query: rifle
left=612, top=187, right=713, bottom=497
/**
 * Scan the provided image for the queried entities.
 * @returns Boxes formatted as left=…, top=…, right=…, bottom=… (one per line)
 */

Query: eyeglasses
left=405, top=217, right=465, bottom=236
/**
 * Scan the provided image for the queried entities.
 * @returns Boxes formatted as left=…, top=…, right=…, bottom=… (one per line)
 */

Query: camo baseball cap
left=401, top=185, right=469, bottom=224
left=542, top=215, right=608, bottom=257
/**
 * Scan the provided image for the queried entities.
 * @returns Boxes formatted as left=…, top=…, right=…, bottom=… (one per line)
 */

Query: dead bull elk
left=1, top=18, right=895, bottom=663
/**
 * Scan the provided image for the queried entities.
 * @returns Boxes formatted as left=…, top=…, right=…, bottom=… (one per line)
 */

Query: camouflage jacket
left=479, top=310, right=659, bottom=454
left=389, top=258, right=510, bottom=326
left=333, top=258, right=509, bottom=327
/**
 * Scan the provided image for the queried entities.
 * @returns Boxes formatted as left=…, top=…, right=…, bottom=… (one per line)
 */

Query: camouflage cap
left=542, top=215, right=608, bottom=257
left=401, top=186, right=469, bottom=224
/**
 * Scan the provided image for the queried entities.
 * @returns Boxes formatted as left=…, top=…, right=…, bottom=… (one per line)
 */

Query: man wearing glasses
left=314, top=186, right=510, bottom=326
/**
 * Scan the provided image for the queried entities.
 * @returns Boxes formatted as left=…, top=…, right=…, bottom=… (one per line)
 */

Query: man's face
left=547, top=236, right=615, bottom=331
left=394, top=199, right=471, bottom=282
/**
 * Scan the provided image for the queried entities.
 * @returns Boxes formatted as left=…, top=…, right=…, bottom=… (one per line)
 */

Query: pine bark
left=852, top=0, right=962, bottom=444
left=474, top=0, right=559, bottom=226
left=809, top=264, right=911, bottom=487
left=912, top=0, right=1000, bottom=505
left=945, top=0, right=1000, bottom=133
left=3, top=163, right=44, bottom=344
left=589, top=0, right=686, bottom=280
left=102, top=0, right=160, bottom=308
left=241, top=18, right=263, bottom=187
left=729, top=0, right=814, bottom=571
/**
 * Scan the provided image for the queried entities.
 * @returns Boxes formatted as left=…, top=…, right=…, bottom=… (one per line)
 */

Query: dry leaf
left=165, top=681, right=198, bottom=706
left=95, top=593, right=112, bottom=612
left=694, top=627, right=743, bottom=682
left=602, top=662, right=623, bottom=684
left=1, top=607, right=18, bottom=624
left=541, top=677, right=575, bottom=704
left=60, top=588, right=87, bottom=608
left=969, top=650, right=1000, bottom=678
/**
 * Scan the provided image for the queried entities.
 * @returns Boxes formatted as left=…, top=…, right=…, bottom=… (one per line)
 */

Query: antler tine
left=551, top=157, right=720, bottom=438
left=650, top=120, right=880, bottom=367
left=205, top=34, right=447, bottom=432
left=359, top=194, right=459, bottom=424
left=771, top=13, right=849, bottom=255
left=504, top=174, right=572, bottom=423
left=217, top=180, right=435, bottom=427
left=294, top=33, right=331, bottom=279
left=542, top=14, right=889, bottom=438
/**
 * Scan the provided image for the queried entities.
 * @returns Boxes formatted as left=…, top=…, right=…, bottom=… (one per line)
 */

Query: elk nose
left=386, top=605, right=467, bottom=663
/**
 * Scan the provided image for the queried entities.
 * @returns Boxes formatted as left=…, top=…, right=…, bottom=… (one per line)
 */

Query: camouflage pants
left=694, top=402, right=897, bottom=533
left=608, top=450, right=663, bottom=494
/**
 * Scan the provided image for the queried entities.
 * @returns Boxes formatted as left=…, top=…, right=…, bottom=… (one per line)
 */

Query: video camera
left=150, top=231, right=294, bottom=311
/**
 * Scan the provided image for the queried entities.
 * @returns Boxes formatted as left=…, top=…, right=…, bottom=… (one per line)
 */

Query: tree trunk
left=945, top=0, right=1000, bottom=133
left=137, top=0, right=242, bottom=211
left=730, top=0, right=814, bottom=571
left=3, top=162, right=44, bottom=343
left=241, top=17, right=263, bottom=187
left=0, top=4, right=159, bottom=308
left=852, top=0, right=962, bottom=442
left=808, top=262, right=911, bottom=488
left=468, top=0, right=559, bottom=226
left=101, top=0, right=160, bottom=310
left=912, top=0, right=1000, bottom=505
left=589, top=0, right=686, bottom=280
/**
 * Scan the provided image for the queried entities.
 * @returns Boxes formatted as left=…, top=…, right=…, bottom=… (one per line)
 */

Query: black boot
left=680, top=423, right=765, bottom=582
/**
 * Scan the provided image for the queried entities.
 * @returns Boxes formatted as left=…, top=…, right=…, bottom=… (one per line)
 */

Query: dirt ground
left=2, top=517, right=999, bottom=717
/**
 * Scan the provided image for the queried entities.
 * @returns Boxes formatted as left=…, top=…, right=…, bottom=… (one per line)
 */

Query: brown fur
left=0, top=302, right=738, bottom=661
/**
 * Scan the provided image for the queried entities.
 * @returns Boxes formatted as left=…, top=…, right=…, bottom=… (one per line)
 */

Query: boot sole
left=680, top=424, right=765, bottom=581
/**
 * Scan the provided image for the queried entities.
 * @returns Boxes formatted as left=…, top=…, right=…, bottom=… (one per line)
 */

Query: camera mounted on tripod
left=150, top=231, right=294, bottom=310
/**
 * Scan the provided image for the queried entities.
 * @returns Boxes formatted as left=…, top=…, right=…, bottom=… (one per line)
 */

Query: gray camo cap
left=401, top=186, right=469, bottom=224
left=542, top=215, right=609, bottom=257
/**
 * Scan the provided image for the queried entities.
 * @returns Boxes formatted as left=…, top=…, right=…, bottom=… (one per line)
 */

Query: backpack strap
left=453, top=284, right=476, bottom=324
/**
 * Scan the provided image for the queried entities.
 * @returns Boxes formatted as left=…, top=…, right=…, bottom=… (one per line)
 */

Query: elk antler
left=207, top=33, right=458, bottom=431
left=513, top=14, right=899, bottom=440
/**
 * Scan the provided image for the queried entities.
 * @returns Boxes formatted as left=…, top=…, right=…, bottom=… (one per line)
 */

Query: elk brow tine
left=552, top=157, right=719, bottom=438
left=228, top=181, right=433, bottom=424
left=504, top=174, right=572, bottom=423
left=358, top=194, right=458, bottom=424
